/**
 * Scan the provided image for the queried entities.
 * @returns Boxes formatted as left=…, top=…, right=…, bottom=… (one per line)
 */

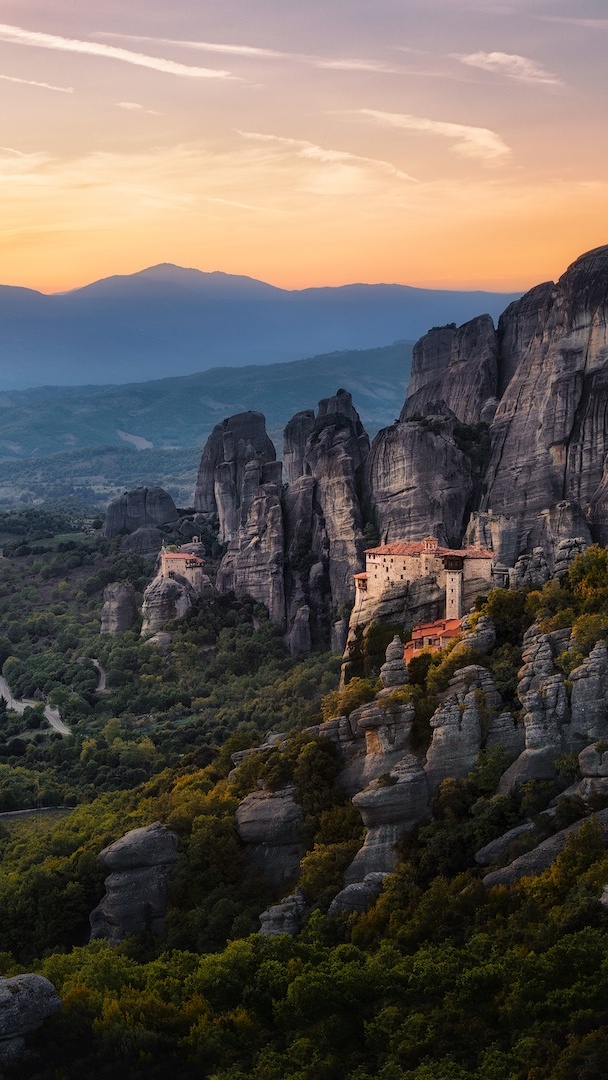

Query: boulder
left=104, top=486, right=177, bottom=538
left=100, top=582, right=138, bottom=635
left=121, top=525, right=163, bottom=557
left=328, top=872, right=387, bottom=917
left=235, top=786, right=304, bottom=889
left=0, top=974, right=61, bottom=1063
left=460, top=614, right=496, bottom=655
left=89, top=823, right=179, bottom=946
left=259, top=889, right=307, bottom=936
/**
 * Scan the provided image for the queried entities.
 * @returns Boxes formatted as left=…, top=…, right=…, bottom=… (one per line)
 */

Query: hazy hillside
left=0, top=263, right=520, bottom=389
left=0, top=342, right=412, bottom=461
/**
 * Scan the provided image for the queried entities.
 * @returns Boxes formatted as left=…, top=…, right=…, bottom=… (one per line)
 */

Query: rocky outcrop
left=482, top=808, right=608, bottom=888
left=570, top=642, right=608, bottom=744
left=216, top=463, right=286, bottom=626
left=510, top=548, right=550, bottom=589
left=403, top=315, right=499, bottom=426
left=140, top=572, right=197, bottom=636
left=100, top=582, right=138, bottom=635
left=0, top=975, right=61, bottom=1063
left=259, top=889, right=307, bottom=936
left=424, top=664, right=522, bottom=795
left=89, top=822, right=179, bottom=945
left=460, top=614, right=496, bottom=654
left=482, top=248, right=608, bottom=553
left=474, top=822, right=538, bottom=867
left=193, top=412, right=276, bottom=542
left=498, top=626, right=575, bottom=792
left=362, top=402, right=480, bottom=548
left=283, top=410, right=315, bottom=485
left=235, top=786, right=304, bottom=889
left=328, top=872, right=386, bottom=917
left=345, top=757, right=431, bottom=882
left=121, top=525, right=163, bottom=557
left=104, top=486, right=178, bottom=538
left=282, top=390, right=370, bottom=638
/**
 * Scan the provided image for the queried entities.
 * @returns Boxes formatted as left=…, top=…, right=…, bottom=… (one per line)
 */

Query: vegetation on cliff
left=4, top=522, right=608, bottom=1078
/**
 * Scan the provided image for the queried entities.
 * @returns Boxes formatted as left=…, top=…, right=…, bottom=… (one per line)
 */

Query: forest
left=2, top=511, right=608, bottom=1078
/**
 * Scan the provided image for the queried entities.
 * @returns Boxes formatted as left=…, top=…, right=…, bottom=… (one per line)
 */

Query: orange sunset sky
left=0, top=0, right=606, bottom=294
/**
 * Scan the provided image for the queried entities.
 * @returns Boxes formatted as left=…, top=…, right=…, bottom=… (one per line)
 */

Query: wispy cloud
left=0, top=72, right=73, bottom=92
left=454, top=51, right=561, bottom=85
left=538, top=16, right=608, bottom=29
left=353, top=109, right=511, bottom=164
left=118, top=101, right=161, bottom=115
left=0, top=24, right=232, bottom=79
left=238, top=131, right=418, bottom=182
left=95, top=31, right=405, bottom=75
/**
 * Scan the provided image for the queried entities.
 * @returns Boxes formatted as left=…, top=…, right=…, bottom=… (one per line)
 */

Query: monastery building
left=354, top=535, right=494, bottom=620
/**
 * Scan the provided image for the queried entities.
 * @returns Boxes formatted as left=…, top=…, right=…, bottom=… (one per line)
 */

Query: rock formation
left=283, top=410, right=315, bottom=485
left=215, top=459, right=286, bottom=626
left=259, top=889, right=307, bottom=936
left=482, top=808, right=608, bottom=888
left=345, top=756, right=431, bottom=882
left=193, top=412, right=276, bottom=542
left=0, top=975, right=61, bottom=1063
left=425, top=664, right=522, bottom=795
left=403, top=315, right=499, bottom=426
left=104, top=486, right=178, bottom=539
left=100, top=582, right=138, bottom=635
left=328, top=872, right=387, bottom=917
left=89, top=822, right=179, bottom=945
left=362, top=402, right=480, bottom=548
left=141, top=573, right=198, bottom=636
left=121, top=525, right=163, bottom=557
left=235, top=786, right=304, bottom=889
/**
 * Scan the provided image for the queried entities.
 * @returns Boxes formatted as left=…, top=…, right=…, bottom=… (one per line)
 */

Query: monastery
left=160, top=546, right=207, bottom=589
left=354, top=534, right=494, bottom=620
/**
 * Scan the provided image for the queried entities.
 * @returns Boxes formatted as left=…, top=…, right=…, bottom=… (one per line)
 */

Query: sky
left=0, top=0, right=606, bottom=293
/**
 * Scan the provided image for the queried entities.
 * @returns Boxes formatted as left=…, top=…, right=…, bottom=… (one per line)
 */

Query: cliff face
left=104, top=487, right=178, bottom=539
left=193, top=411, right=276, bottom=542
left=483, top=247, right=608, bottom=552
left=403, top=315, right=499, bottom=426
left=362, top=402, right=480, bottom=547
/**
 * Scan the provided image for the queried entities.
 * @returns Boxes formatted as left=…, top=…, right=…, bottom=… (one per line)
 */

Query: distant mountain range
left=0, top=343, right=413, bottom=461
left=0, top=263, right=521, bottom=389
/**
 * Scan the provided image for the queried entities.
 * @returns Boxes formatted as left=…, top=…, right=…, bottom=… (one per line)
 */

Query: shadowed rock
left=100, top=582, right=138, bottom=635
left=328, top=872, right=387, bottom=917
left=194, top=412, right=276, bottom=542
left=104, top=486, right=177, bottom=538
left=90, top=822, right=179, bottom=946
left=0, top=975, right=61, bottom=1063
left=259, top=889, right=307, bottom=936
left=235, top=786, right=304, bottom=889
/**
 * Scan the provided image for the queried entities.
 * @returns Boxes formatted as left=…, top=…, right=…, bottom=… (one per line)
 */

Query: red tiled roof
left=365, top=541, right=493, bottom=559
left=162, top=552, right=204, bottom=564
left=411, top=617, right=462, bottom=638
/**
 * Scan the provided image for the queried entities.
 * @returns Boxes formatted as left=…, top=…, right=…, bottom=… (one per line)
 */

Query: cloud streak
left=0, top=24, right=232, bottom=79
left=95, top=31, right=405, bottom=75
left=0, top=72, right=73, bottom=92
left=238, top=131, right=418, bottom=182
left=354, top=109, right=511, bottom=163
left=454, top=51, right=561, bottom=85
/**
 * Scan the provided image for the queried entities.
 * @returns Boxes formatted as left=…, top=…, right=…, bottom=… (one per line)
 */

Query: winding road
left=0, top=676, right=71, bottom=736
